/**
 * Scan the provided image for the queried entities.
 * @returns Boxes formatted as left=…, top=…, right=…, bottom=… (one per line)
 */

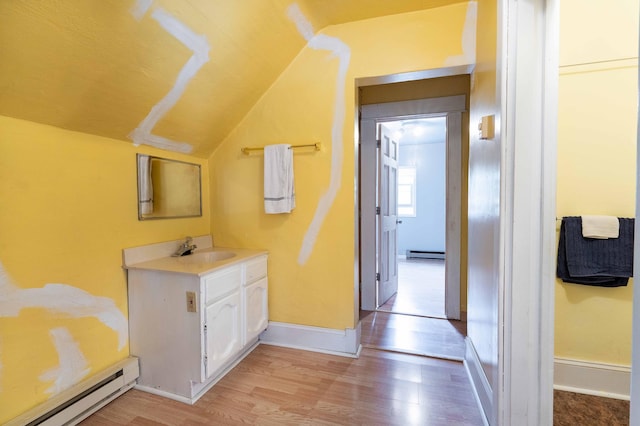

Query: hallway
left=378, top=258, right=446, bottom=318
left=363, top=257, right=466, bottom=360
left=360, top=311, right=466, bottom=360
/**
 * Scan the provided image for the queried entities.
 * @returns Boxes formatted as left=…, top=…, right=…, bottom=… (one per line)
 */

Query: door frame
left=493, top=0, right=558, bottom=422
left=360, top=95, right=466, bottom=318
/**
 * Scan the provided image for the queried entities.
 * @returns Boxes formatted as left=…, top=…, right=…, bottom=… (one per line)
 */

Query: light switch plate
left=186, top=291, right=197, bottom=312
left=479, top=115, right=495, bottom=139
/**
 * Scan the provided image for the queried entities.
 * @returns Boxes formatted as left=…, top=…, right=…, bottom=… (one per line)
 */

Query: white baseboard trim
left=464, top=337, right=491, bottom=426
left=259, top=321, right=361, bottom=358
left=134, top=384, right=193, bottom=405
left=554, top=357, right=631, bottom=400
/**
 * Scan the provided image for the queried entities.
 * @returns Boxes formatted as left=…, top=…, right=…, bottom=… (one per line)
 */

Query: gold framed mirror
left=137, top=154, right=202, bottom=220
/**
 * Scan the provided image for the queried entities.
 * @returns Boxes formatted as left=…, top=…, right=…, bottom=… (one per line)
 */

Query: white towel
left=138, top=155, right=154, bottom=215
left=581, top=215, right=619, bottom=239
left=264, top=144, right=295, bottom=214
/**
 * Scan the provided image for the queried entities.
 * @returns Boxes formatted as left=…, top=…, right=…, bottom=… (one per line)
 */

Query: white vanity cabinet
left=127, top=253, right=268, bottom=404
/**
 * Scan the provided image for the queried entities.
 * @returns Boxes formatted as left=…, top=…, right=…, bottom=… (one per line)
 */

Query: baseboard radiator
left=7, top=357, right=139, bottom=426
left=406, top=250, right=445, bottom=260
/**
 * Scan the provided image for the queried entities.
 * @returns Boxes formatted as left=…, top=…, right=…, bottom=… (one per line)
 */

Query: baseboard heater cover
left=406, top=250, right=445, bottom=260
left=7, top=357, right=139, bottom=426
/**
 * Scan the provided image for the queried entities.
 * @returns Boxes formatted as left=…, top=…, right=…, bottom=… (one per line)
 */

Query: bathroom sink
left=177, top=250, right=236, bottom=264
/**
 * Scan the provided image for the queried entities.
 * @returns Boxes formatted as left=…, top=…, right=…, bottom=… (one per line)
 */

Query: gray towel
left=556, top=216, right=634, bottom=287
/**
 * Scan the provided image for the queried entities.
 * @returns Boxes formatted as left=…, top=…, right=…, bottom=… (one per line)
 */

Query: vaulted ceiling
left=0, top=0, right=466, bottom=157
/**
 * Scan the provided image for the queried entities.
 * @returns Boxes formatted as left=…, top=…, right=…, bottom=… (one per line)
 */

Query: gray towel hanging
left=556, top=216, right=634, bottom=287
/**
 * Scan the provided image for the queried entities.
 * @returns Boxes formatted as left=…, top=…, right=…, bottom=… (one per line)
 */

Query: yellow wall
left=209, top=4, right=475, bottom=330
left=0, top=116, right=210, bottom=422
left=555, top=0, right=638, bottom=365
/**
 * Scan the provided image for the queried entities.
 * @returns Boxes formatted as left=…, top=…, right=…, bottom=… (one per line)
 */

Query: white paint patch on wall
left=39, top=327, right=90, bottom=395
left=287, top=4, right=352, bottom=265
left=129, top=7, right=210, bottom=154
left=0, top=262, right=128, bottom=350
left=287, top=4, right=315, bottom=40
left=130, top=0, right=153, bottom=21
left=444, top=1, right=477, bottom=66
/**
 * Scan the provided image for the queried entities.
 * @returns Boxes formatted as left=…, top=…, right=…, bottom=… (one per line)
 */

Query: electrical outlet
left=186, top=291, right=197, bottom=312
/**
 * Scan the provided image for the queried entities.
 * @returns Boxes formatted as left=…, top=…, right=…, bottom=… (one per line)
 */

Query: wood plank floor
left=360, top=311, right=466, bottom=361
left=379, top=258, right=445, bottom=318
left=363, top=258, right=466, bottom=361
left=82, top=345, right=484, bottom=426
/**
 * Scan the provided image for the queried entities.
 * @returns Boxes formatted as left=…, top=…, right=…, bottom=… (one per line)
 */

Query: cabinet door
left=243, top=277, right=268, bottom=345
left=205, top=291, right=241, bottom=379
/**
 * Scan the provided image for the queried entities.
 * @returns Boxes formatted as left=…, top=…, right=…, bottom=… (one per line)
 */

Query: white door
left=377, top=124, right=399, bottom=306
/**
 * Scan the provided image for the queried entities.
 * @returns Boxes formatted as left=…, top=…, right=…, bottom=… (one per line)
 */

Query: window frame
left=397, top=166, right=417, bottom=217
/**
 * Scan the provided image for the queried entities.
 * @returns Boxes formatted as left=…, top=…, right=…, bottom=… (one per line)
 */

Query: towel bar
left=241, top=143, right=321, bottom=154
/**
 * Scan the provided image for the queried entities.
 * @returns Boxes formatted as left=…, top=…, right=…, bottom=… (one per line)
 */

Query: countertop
left=124, top=246, right=267, bottom=277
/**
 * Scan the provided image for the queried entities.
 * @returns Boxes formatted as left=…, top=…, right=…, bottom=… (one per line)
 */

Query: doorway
left=359, top=95, right=465, bottom=320
left=377, top=117, right=448, bottom=319
left=357, top=82, right=469, bottom=360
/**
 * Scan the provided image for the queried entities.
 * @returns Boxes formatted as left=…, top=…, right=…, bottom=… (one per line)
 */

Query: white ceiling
left=382, top=117, right=447, bottom=145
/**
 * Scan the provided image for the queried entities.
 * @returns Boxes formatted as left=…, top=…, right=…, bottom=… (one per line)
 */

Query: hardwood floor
left=366, top=258, right=466, bottom=361
left=379, top=258, right=445, bottom=318
left=360, top=311, right=466, bottom=361
left=82, top=345, right=484, bottom=425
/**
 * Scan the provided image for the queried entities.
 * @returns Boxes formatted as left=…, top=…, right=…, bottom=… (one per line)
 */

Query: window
left=398, top=167, right=416, bottom=217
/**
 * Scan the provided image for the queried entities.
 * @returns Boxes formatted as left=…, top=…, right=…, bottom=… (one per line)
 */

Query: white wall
left=397, top=140, right=446, bottom=255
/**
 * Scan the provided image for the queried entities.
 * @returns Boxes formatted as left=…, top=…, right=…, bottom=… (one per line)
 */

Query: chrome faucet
left=172, top=236, right=197, bottom=257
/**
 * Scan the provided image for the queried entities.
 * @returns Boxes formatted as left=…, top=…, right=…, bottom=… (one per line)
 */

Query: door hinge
left=376, top=206, right=381, bottom=215
left=376, top=272, right=380, bottom=281
left=376, top=139, right=381, bottom=148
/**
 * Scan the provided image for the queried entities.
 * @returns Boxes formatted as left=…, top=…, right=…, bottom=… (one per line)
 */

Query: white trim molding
left=359, top=95, right=466, bottom=315
left=554, top=357, right=631, bottom=401
left=259, top=321, right=361, bottom=358
left=631, top=6, right=640, bottom=420
left=498, top=0, right=559, bottom=424
left=464, top=337, right=492, bottom=425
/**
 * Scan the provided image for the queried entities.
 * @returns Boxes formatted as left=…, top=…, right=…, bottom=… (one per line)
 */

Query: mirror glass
left=137, top=154, right=202, bottom=220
